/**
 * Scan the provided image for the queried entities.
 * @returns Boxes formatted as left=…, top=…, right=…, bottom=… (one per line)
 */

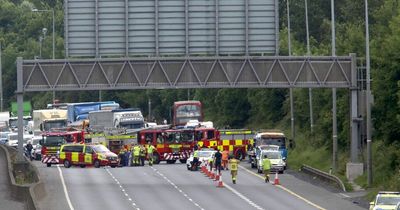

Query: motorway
left=33, top=161, right=367, bottom=210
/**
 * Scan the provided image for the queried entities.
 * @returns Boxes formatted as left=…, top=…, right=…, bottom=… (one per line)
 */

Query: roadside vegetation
left=1, top=0, right=400, bottom=196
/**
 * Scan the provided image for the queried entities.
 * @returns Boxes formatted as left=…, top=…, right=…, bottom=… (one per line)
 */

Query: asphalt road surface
left=33, top=161, right=367, bottom=210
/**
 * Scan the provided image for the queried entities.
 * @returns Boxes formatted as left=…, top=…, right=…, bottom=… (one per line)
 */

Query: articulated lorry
left=32, top=109, right=68, bottom=135
left=67, top=101, right=119, bottom=124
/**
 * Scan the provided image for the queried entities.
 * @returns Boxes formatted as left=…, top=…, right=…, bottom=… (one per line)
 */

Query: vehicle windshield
left=258, top=137, right=286, bottom=148
left=0, top=132, right=10, bottom=138
left=8, top=134, right=18, bottom=141
left=120, top=122, right=144, bottom=129
left=92, top=145, right=110, bottom=153
left=198, top=151, right=215, bottom=158
left=43, top=136, right=65, bottom=146
left=263, top=151, right=281, bottom=159
left=43, top=121, right=67, bottom=131
left=176, top=105, right=201, bottom=118
left=376, top=196, right=400, bottom=205
left=9, top=119, right=30, bottom=127
left=180, top=131, right=194, bottom=142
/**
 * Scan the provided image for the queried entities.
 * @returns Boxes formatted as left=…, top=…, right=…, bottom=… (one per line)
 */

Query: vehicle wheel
left=235, top=150, right=245, bottom=160
left=111, top=165, right=116, bottom=168
left=94, top=160, right=101, bottom=168
left=64, top=160, right=71, bottom=168
left=153, top=153, right=160, bottom=164
left=166, top=160, right=176, bottom=164
left=179, top=159, right=187, bottom=164
left=187, top=165, right=191, bottom=170
left=80, top=165, right=86, bottom=168
left=46, top=163, right=51, bottom=167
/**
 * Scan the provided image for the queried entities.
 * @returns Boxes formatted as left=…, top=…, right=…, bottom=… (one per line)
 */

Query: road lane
left=33, top=160, right=367, bottom=210
left=159, top=163, right=321, bottom=210
left=108, top=165, right=202, bottom=210
left=60, top=167, right=137, bottom=210
left=238, top=163, right=367, bottom=210
left=152, top=163, right=256, bottom=210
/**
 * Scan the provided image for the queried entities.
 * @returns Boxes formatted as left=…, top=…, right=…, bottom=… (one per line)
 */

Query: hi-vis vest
left=262, top=158, right=271, bottom=170
left=193, top=150, right=199, bottom=158
left=147, top=145, right=155, bottom=154
left=229, top=159, right=239, bottom=171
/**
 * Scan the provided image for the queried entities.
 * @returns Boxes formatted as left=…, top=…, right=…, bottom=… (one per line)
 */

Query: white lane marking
left=238, top=165, right=326, bottom=210
left=151, top=166, right=205, bottom=210
left=339, top=193, right=350, bottom=198
left=106, top=169, right=140, bottom=210
left=224, top=183, right=265, bottom=210
left=57, top=165, right=75, bottom=210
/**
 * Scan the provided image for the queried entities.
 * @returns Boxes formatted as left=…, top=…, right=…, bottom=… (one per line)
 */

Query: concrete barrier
left=0, top=145, right=46, bottom=210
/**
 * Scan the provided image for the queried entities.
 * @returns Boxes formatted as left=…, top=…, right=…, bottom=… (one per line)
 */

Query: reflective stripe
left=235, top=140, right=243, bottom=145
left=222, top=140, right=230, bottom=146
left=60, top=152, right=66, bottom=159
left=72, top=152, right=79, bottom=162
left=157, top=144, right=164, bottom=148
left=84, top=154, right=92, bottom=163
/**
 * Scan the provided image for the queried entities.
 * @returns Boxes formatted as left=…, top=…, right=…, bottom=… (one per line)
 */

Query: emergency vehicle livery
left=59, top=144, right=119, bottom=168
left=40, top=130, right=85, bottom=167
left=138, top=129, right=193, bottom=164
left=196, top=128, right=254, bottom=160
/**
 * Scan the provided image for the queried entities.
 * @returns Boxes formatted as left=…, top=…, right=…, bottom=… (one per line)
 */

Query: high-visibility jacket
left=222, top=150, right=229, bottom=160
left=229, top=158, right=239, bottom=171
left=133, top=146, right=140, bottom=156
left=147, top=145, right=155, bottom=154
left=193, top=150, right=199, bottom=158
left=139, top=146, right=145, bottom=157
left=262, top=158, right=271, bottom=170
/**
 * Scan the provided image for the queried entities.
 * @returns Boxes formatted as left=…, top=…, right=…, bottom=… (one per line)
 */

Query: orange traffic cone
left=217, top=172, right=224, bottom=188
left=273, top=172, right=280, bottom=185
left=210, top=169, right=215, bottom=179
left=215, top=172, right=220, bottom=181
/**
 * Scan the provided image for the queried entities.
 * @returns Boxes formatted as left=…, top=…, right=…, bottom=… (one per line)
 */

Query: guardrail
left=301, top=164, right=346, bottom=192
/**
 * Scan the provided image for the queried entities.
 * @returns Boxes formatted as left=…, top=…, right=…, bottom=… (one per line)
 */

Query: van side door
left=84, top=146, right=93, bottom=164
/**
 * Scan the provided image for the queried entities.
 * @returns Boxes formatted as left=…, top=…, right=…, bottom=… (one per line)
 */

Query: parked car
left=257, top=150, right=285, bottom=174
left=0, top=131, right=10, bottom=144
left=186, top=148, right=216, bottom=170
left=32, top=144, right=42, bottom=160
left=369, top=191, right=400, bottom=210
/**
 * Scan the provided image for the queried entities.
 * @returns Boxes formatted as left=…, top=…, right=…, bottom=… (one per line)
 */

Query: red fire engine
left=194, top=128, right=253, bottom=160
left=40, top=130, right=85, bottom=167
left=138, top=128, right=194, bottom=164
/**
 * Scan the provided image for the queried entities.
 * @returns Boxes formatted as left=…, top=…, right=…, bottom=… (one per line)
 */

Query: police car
left=369, top=191, right=400, bottom=210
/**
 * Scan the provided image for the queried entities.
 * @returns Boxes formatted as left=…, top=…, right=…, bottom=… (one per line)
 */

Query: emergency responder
left=214, top=150, right=222, bottom=174
left=139, top=145, right=146, bottom=166
left=192, top=149, right=199, bottom=171
left=123, top=145, right=130, bottom=166
left=229, top=155, right=239, bottom=184
left=208, top=154, right=214, bottom=172
left=262, top=154, right=271, bottom=183
left=147, top=142, right=156, bottom=166
left=118, top=147, right=127, bottom=167
left=25, top=141, right=33, bottom=161
left=133, top=144, right=141, bottom=166
left=222, top=149, right=229, bottom=170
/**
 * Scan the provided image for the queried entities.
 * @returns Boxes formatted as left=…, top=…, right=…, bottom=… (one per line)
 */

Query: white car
left=257, top=150, right=285, bottom=174
left=186, top=149, right=216, bottom=170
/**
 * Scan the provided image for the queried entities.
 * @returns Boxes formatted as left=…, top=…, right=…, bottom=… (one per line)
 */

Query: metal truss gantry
left=16, top=54, right=360, bottom=163
left=19, top=55, right=355, bottom=91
